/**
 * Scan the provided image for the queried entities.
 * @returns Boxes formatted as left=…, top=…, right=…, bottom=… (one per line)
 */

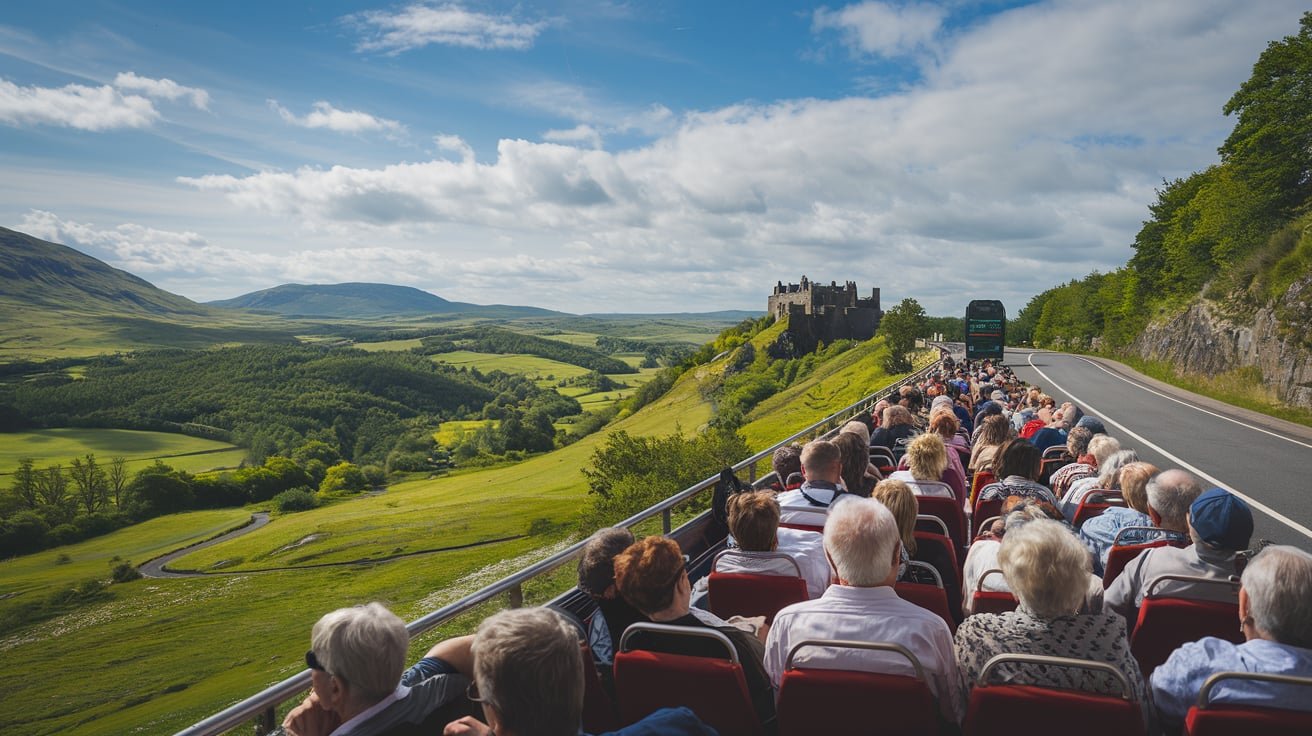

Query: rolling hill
left=209, top=282, right=561, bottom=319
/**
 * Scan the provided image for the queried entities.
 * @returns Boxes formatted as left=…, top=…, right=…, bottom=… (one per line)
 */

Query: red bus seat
left=972, top=498, right=1004, bottom=539
left=971, top=569, right=1018, bottom=616
left=912, top=531, right=962, bottom=623
left=1184, top=671, right=1312, bottom=736
left=778, top=640, right=938, bottom=736
left=916, top=494, right=968, bottom=553
left=964, top=653, right=1146, bottom=736
left=896, top=561, right=956, bottom=632
left=707, top=551, right=809, bottom=624
left=1072, top=489, right=1126, bottom=528
left=969, top=471, right=997, bottom=507
left=1101, top=526, right=1187, bottom=588
left=1130, top=575, right=1242, bottom=678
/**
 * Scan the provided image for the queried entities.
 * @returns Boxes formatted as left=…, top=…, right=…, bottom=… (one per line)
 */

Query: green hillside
left=209, top=282, right=560, bottom=319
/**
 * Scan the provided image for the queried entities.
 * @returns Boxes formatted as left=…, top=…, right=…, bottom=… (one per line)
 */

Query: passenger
left=1151, top=545, right=1312, bottom=730
left=442, top=607, right=716, bottom=736
left=612, top=536, right=775, bottom=730
left=970, top=401, right=1004, bottom=445
left=776, top=439, right=846, bottom=527
left=1061, top=448, right=1141, bottom=522
left=871, top=405, right=920, bottom=459
left=1048, top=426, right=1095, bottom=496
left=1028, top=402, right=1075, bottom=451
left=889, top=433, right=966, bottom=503
left=1058, top=434, right=1123, bottom=508
left=870, top=478, right=938, bottom=585
left=769, top=445, right=802, bottom=491
left=968, top=414, right=1011, bottom=475
left=928, top=407, right=970, bottom=484
left=577, top=528, right=647, bottom=670
left=1075, top=415, right=1107, bottom=436
left=961, top=498, right=1103, bottom=615
left=764, top=496, right=964, bottom=724
left=1106, top=486, right=1252, bottom=620
left=976, top=439, right=1058, bottom=506
left=954, top=520, right=1151, bottom=729
left=716, top=490, right=830, bottom=598
left=870, top=399, right=890, bottom=428
left=282, top=602, right=475, bottom=736
left=1078, top=462, right=1162, bottom=575
left=833, top=430, right=879, bottom=496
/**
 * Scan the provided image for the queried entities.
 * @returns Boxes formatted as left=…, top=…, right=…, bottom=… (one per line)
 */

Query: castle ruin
left=768, top=276, right=882, bottom=355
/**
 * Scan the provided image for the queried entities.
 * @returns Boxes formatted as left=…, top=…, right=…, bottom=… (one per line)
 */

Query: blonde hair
left=1118, top=462, right=1159, bottom=515
left=883, top=405, right=914, bottom=428
left=905, top=432, right=948, bottom=481
left=871, top=479, right=918, bottom=555
left=998, top=520, right=1090, bottom=618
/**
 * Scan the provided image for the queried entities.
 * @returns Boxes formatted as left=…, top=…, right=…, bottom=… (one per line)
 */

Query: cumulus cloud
left=113, top=71, right=209, bottom=110
left=0, top=78, right=158, bottom=130
left=544, top=124, right=603, bottom=149
left=173, top=0, right=1303, bottom=313
left=349, top=3, right=547, bottom=54
left=269, top=99, right=404, bottom=134
left=813, top=1, right=946, bottom=58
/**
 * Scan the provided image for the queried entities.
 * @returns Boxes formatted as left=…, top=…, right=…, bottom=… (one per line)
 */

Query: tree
left=68, top=454, right=108, bottom=515
left=877, top=297, right=927, bottom=372
left=35, top=464, right=75, bottom=525
left=319, top=462, right=369, bottom=494
left=128, top=472, right=194, bottom=519
left=107, top=457, right=129, bottom=508
left=10, top=458, right=39, bottom=510
left=292, top=440, right=341, bottom=468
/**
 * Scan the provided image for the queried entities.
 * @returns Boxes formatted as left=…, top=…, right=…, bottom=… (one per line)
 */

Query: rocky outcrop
left=1130, top=276, right=1312, bottom=409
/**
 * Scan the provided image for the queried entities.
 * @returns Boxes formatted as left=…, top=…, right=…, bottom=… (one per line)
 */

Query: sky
left=0, top=1, right=1306, bottom=316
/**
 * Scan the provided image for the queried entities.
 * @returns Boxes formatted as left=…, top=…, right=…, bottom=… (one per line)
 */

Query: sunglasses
left=305, top=650, right=345, bottom=683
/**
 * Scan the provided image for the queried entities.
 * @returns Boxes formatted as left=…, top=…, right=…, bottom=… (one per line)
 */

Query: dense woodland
left=1015, top=14, right=1312, bottom=351
left=415, top=326, right=638, bottom=374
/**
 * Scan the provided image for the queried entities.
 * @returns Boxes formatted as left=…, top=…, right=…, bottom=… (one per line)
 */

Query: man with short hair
left=769, top=445, right=803, bottom=491
left=764, top=497, right=964, bottom=724
left=716, top=490, right=830, bottom=598
left=1106, top=485, right=1252, bottom=620
left=776, top=439, right=845, bottom=527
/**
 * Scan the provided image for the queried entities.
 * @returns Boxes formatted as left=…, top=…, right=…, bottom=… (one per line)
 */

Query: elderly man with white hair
left=1151, top=545, right=1312, bottom=730
left=763, top=496, right=964, bottom=724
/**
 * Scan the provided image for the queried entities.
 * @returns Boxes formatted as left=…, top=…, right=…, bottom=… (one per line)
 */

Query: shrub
left=111, top=561, right=142, bottom=583
left=273, top=488, right=319, bottom=513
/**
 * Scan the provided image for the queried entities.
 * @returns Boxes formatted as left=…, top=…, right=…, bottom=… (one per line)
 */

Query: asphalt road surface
left=1004, top=349, right=1312, bottom=552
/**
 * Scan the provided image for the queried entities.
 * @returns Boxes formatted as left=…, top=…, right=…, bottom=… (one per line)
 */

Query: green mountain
left=209, top=282, right=561, bottom=319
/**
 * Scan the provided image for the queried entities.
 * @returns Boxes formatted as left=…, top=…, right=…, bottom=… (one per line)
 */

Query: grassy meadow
left=0, top=429, right=248, bottom=477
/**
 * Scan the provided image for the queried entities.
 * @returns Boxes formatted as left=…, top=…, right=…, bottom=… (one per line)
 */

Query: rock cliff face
left=1130, top=276, right=1312, bottom=409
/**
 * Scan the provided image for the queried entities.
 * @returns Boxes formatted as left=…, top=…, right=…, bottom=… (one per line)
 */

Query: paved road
left=139, top=512, right=270, bottom=578
left=1005, top=349, right=1312, bottom=551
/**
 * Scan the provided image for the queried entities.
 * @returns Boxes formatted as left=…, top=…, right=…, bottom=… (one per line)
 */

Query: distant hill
left=209, top=282, right=561, bottom=319
left=583, top=310, right=763, bottom=322
left=0, top=226, right=206, bottom=316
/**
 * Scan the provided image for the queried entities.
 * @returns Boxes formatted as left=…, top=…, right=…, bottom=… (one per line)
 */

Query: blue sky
left=0, top=1, right=1306, bottom=315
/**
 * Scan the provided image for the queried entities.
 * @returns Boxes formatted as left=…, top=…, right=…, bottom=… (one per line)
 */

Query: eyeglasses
left=666, top=554, right=691, bottom=587
left=305, top=650, right=326, bottom=671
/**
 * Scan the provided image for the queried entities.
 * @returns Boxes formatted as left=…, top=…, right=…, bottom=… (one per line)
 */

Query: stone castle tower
left=767, top=276, right=882, bottom=354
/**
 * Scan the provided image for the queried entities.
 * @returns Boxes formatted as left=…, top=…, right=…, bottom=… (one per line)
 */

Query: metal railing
left=176, top=358, right=937, bottom=736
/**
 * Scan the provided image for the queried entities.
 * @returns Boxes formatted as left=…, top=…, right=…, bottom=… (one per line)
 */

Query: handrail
left=176, top=356, right=938, bottom=736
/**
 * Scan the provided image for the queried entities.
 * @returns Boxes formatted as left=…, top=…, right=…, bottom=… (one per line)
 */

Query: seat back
left=969, top=471, right=997, bottom=506
left=896, top=568, right=956, bottom=633
left=1101, top=528, right=1179, bottom=588
left=616, top=623, right=763, bottom=736
left=778, top=520, right=825, bottom=534
left=916, top=494, right=968, bottom=552
left=914, top=514, right=950, bottom=537
left=579, top=639, right=620, bottom=734
left=972, top=498, right=1004, bottom=539
left=1072, top=489, right=1126, bottom=527
left=1131, top=575, right=1242, bottom=677
left=708, top=551, right=809, bottom=624
left=971, top=569, right=1018, bottom=616
left=778, top=640, right=937, bottom=736
left=912, top=531, right=962, bottom=623
left=964, top=654, right=1145, bottom=736
left=1184, top=671, right=1312, bottom=736
left=870, top=446, right=896, bottom=474
left=1039, top=448, right=1072, bottom=486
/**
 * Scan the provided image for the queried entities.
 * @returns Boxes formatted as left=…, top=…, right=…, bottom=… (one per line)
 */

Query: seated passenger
left=976, top=439, right=1058, bottom=506
left=870, top=405, right=920, bottom=459
left=961, top=498, right=1103, bottom=615
left=1047, top=426, right=1095, bottom=496
left=776, top=439, right=846, bottom=527
left=870, top=478, right=938, bottom=585
left=763, top=496, right=964, bottom=724
left=1078, top=462, right=1161, bottom=575
left=613, top=535, right=775, bottom=729
left=577, top=527, right=648, bottom=670
left=768, top=445, right=802, bottom=492
left=890, top=433, right=965, bottom=502
left=716, top=490, right=830, bottom=598
left=282, top=602, right=474, bottom=736
left=1151, top=545, right=1312, bottom=731
left=954, top=520, right=1151, bottom=728
left=927, top=407, right=970, bottom=487
left=443, top=607, right=716, bottom=736
left=1061, top=448, right=1139, bottom=522
left=1059, top=434, right=1123, bottom=510
left=1106, top=486, right=1252, bottom=620
left=834, top=430, right=879, bottom=496
left=967, top=414, right=1011, bottom=475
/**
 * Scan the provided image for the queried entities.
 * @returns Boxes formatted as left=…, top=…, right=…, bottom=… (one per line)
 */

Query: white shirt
left=777, top=481, right=842, bottom=527
left=716, top=528, right=831, bottom=599
left=331, top=685, right=410, bottom=736
left=888, top=471, right=955, bottom=499
left=764, top=585, right=965, bottom=723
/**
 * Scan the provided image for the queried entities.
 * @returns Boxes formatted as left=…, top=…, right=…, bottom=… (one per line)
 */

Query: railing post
left=507, top=583, right=523, bottom=609
left=255, top=706, right=276, bottom=735
left=662, top=508, right=671, bottom=534
left=747, top=463, right=756, bottom=484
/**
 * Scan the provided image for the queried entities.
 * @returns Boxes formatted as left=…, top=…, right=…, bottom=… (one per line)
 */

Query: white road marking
left=1021, top=351, right=1312, bottom=541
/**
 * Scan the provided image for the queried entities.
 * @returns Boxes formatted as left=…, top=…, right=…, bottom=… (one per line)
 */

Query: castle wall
left=771, top=276, right=882, bottom=355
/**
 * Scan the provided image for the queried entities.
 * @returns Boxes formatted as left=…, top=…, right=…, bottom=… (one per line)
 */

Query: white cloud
left=269, top=99, right=404, bottom=134
left=349, top=3, right=547, bottom=54
left=544, top=124, right=602, bottom=149
left=113, top=71, right=209, bottom=110
left=813, top=1, right=946, bottom=58
left=0, top=78, right=157, bottom=130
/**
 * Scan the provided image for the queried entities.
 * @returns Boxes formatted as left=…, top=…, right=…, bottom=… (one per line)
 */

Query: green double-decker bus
left=965, top=300, right=1006, bottom=361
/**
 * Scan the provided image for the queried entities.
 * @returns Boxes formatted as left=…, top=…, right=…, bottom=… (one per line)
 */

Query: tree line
left=415, top=326, right=638, bottom=374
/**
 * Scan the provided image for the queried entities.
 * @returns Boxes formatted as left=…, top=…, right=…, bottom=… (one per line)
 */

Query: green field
left=433, top=419, right=497, bottom=445
left=0, top=429, right=248, bottom=477
left=431, top=350, right=593, bottom=382
left=353, top=337, right=424, bottom=352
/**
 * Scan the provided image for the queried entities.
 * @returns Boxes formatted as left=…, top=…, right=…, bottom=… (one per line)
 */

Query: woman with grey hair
left=1151, top=545, right=1312, bottom=729
left=1060, top=448, right=1139, bottom=522
left=954, top=520, right=1150, bottom=727
left=282, top=602, right=474, bottom=736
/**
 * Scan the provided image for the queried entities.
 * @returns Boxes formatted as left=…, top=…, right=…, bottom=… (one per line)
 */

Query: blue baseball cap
left=1189, top=488, right=1253, bottom=551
